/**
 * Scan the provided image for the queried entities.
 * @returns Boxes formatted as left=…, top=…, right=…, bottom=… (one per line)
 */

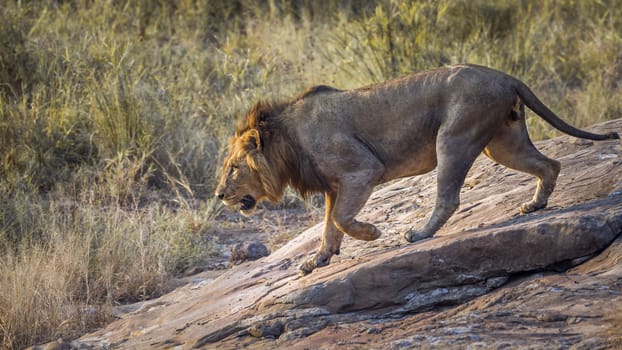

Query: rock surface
left=74, top=120, right=622, bottom=349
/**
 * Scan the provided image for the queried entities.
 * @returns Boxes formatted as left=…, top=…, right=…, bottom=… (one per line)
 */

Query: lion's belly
left=380, top=142, right=438, bottom=181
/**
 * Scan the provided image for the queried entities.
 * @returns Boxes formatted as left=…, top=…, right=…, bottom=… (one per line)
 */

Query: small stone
left=367, top=327, right=382, bottom=334
left=183, top=266, right=205, bottom=276
left=486, top=276, right=509, bottom=289
left=43, top=339, right=71, bottom=350
left=536, top=312, right=567, bottom=322
left=248, top=320, right=283, bottom=338
left=573, top=139, right=593, bottom=146
left=230, top=241, right=270, bottom=265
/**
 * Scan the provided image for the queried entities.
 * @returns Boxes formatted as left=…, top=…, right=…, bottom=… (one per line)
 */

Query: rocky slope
left=68, top=120, right=622, bottom=349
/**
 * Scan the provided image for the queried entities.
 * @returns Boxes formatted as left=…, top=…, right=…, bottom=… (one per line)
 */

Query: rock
left=45, top=340, right=71, bottom=350
left=183, top=266, right=205, bottom=276
left=229, top=240, right=270, bottom=265
left=535, top=311, right=568, bottom=322
left=366, top=327, right=382, bottom=334
left=279, top=317, right=329, bottom=341
left=248, top=320, right=283, bottom=338
left=67, top=119, right=622, bottom=349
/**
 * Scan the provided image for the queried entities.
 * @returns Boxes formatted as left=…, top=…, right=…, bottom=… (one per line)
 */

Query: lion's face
left=215, top=156, right=265, bottom=215
left=215, top=130, right=271, bottom=215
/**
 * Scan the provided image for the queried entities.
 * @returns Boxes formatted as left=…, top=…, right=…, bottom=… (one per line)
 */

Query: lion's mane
left=232, top=89, right=335, bottom=200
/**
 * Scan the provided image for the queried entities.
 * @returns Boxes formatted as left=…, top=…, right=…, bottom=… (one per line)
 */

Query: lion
left=215, top=64, right=619, bottom=275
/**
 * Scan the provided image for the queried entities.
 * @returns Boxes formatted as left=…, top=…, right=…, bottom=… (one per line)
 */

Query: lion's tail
left=514, top=81, right=620, bottom=140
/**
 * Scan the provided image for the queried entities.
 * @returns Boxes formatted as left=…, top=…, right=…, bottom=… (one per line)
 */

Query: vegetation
left=1, top=0, right=621, bottom=348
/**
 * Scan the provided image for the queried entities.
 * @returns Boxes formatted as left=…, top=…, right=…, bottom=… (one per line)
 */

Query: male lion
left=215, top=64, right=619, bottom=275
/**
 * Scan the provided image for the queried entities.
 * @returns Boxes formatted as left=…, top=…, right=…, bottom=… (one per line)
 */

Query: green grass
left=1, top=0, right=621, bottom=348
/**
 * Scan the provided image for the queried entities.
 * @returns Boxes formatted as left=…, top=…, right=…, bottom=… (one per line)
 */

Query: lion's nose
left=216, top=192, right=225, bottom=200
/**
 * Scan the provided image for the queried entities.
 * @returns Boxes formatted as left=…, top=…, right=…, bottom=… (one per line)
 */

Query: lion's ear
left=243, top=129, right=263, bottom=152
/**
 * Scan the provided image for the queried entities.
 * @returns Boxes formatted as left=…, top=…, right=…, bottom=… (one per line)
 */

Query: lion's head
left=215, top=99, right=331, bottom=215
left=215, top=104, right=287, bottom=215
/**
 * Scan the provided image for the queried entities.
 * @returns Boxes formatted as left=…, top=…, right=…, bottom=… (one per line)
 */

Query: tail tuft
left=608, top=132, right=620, bottom=140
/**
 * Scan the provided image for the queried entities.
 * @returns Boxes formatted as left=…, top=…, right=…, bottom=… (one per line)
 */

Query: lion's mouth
left=239, top=195, right=256, bottom=212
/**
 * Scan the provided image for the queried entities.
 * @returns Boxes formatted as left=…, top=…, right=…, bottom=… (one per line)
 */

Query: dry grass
left=0, top=191, right=219, bottom=348
left=1, top=0, right=621, bottom=348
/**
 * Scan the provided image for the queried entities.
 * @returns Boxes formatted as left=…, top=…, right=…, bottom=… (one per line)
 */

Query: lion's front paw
left=298, top=252, right=332, bottom=276
left=403, top=229, right=433, bottom=243
left=519, top=200, right=547, bottom=214
left=298, top=259, right=316, bottom=276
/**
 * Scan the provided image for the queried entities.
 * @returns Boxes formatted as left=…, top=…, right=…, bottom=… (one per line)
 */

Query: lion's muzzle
left=240, top=195, right=256, bottom=211
left=216, top=191, right=257, bottom=214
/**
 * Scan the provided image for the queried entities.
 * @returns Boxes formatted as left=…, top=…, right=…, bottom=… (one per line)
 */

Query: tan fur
left=215, top=64, right=620, bottom=275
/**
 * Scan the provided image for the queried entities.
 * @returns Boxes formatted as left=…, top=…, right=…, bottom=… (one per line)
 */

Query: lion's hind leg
left=483, top=118, right=560, bottom=214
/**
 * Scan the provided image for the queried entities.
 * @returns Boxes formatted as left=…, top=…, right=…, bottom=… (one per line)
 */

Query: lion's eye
left=229, top=166, right=239, bottom=177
